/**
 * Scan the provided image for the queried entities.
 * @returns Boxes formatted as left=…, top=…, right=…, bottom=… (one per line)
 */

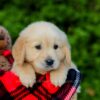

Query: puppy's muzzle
left=45, top=58, right=54, bottom=66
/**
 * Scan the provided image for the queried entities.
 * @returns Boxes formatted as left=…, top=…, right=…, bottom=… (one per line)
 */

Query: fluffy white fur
left=11, top=21, right=77, bottom=100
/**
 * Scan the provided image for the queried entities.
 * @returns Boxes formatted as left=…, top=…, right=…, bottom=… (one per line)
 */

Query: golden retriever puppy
left=11, top=21, right=77, bottom=99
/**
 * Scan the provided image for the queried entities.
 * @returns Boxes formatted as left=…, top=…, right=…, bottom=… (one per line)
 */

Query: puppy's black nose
left=45, top=59, right=54, bottom=66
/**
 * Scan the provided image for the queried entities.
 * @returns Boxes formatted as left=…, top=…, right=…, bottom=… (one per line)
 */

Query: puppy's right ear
left=12, top=36, right=26, bottom=66
left=65, top=46, right=71, bottom=66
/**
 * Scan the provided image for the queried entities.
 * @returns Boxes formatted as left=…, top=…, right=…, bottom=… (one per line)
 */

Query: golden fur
left=11, top=21, right=77, bottom=100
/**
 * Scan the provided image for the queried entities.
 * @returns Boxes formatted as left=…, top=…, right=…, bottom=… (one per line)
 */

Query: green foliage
left=0, top=0, right=100, bottom=99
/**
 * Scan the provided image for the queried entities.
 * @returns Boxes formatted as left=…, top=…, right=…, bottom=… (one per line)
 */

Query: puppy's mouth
left=45, top=65, right=54, bottom=71
left=33, top=60, right=60, bottom=73
left=41, top=62, right=59, bottom=71
left=42, top=63, right=54, bottom=69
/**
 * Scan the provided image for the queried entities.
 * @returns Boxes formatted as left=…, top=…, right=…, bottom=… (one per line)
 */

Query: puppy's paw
left=50, top=65, right=68, bottom=87
left=12, top=63, right=36, bottom=88
left=19, top=70, right=36, bottom=88
left=50, top=71, right=66, bottom=87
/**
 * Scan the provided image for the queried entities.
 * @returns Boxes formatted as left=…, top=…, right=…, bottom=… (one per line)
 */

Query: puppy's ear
left=65, top=46, right=71, bottom=66
left=12, top=36, right=26, bottom=66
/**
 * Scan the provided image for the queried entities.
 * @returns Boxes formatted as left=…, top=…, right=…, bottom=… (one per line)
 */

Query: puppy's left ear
left=65, top=46, right=71, bottom=66
left=12, top=36, right=26, bottom=67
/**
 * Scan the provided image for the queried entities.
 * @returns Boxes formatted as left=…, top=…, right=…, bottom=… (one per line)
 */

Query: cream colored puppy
left=11, top=21, right=77, bottom=99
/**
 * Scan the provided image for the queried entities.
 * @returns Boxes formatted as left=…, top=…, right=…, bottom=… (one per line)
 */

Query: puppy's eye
left=54, top=44, right=58, bottom=50
left=35, top=45, right=41, bottom=50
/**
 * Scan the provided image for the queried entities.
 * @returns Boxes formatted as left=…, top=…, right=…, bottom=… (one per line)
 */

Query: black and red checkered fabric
left=0, top=50, right=81, bottom=100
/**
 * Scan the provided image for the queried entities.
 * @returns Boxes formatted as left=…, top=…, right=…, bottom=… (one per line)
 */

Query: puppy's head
left=12, top=22, right=71, bottom=74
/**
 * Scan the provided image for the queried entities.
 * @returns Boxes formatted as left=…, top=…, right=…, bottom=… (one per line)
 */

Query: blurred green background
left=0, top=0, right=100, bottom=99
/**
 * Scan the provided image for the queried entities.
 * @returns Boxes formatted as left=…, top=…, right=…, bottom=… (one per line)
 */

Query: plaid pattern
left=0, top=50, right=81, bottom=100
left=52, top=69, right=81, bottom=100
left=2, top=50, right=14, bottom=65
left=0, top=69, right=81, bottom=100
